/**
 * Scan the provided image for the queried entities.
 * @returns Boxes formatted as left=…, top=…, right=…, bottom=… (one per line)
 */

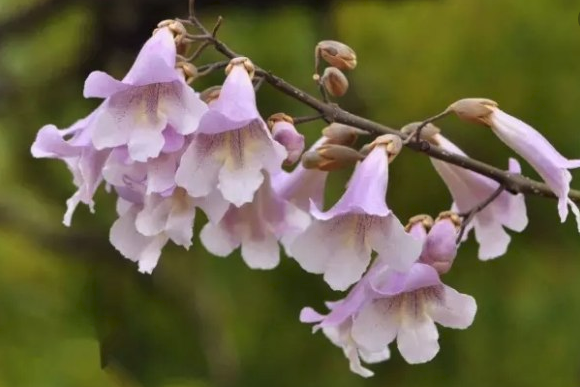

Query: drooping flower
left=31, top=109, right=109, bottom=226
left=200, top=174, right=310, bottom=270
left=406, top=213, right=460, bottom=274
left=300, top=260, right=476, bottom=375
left=351, top=262, right=476, bottom=365
left=175, top=57, right=286, bottom=207
left=448, top=98, right=580, bottom=231
left=111, top=187, right=228, bottom=273
left=299, top=265, right=389, bottom=378
left=289, top=136, right=422, bottom=290
left=83, top=27, right=207, bottom=162
left=429, top=133, right=528, bottom=260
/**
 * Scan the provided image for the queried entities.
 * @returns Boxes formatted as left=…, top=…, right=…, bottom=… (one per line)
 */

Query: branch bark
left=187, top=15, right=580, bottom=204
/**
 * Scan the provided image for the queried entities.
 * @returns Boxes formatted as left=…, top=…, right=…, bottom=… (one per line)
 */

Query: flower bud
left=316, top=40, right=357, bottom=71
left=175, top=62, right=198, bottom=84
left=435, top=211, right=462, bottom=228
left=400, top=122, right=441, bottom=141
left=226, top=57, right=255, bottom=79
left=365, top=134, right=403, bottom=162
left=199, top=86, right=221, bottom=105
left=322, top=123, right=367, bottom=146
left=426, top=211, right=462, bottom=274
left=321, top=67, right=349, bottom=97
left=447, top=98, right=498, bottom=126
left=155, top=19, right=187, bottom=44
left=405, top=214, right=434, bottom=233
left=302, top=144, right=364, bottom=171
left=267, top=113, right=305, bottom=165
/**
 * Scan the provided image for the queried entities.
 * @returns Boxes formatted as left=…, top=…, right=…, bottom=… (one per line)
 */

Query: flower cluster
left=31, top=22, right=579, bottom=378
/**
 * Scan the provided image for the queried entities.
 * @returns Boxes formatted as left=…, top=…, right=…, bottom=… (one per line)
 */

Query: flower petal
left=430, top=285, right=477, bottom=329
left=352, top=301, right=399, bottom=352
left=397, top=316, right=440, bottom=364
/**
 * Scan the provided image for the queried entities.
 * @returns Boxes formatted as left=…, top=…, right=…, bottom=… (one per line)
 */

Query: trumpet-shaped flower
left=31, top=110, right=109, bottom=226
left=200, top=175, right=310, bottom=270
left=83, top=28, right=207, bottom=161
left=111, top=188, right=228, bottom=273
left=430, top=134, right=528, bottom=260
left=175, top=59, right=286, bottom=207
left=289, top=145, right=421, bottom=290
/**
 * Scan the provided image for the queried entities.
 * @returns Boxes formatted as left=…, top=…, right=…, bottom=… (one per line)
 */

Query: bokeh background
left=1, top=0, right=579, bottom=386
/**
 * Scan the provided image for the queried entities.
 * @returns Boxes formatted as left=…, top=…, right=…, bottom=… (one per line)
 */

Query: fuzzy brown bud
left=155, top=19, right=187, bottom=44
left=321, top=67, right=349, bottom=97
left=366, top=134, right=403, bottom=162
left=405, top=214, right=434, bottom=233
left=175, top=62, right=198, bottom=84
left=448, top=98, right=498, bottom=127
left=302, top=144, right=364, bottom=171
left=200, top=86, right=221, bottom=104
left=316, top=40, right=357, bottom=71
left=322, top=123, right=367, bottom=146
left=435, top=211, right=462, bottom=229
left=400, top=122, right=441, bottom=141
left=226, top=57, right=255, bottom=79
left=267, top=113, right=294, bottom=130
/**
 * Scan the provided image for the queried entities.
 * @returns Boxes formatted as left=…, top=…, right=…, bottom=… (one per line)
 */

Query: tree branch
left=185, top=15, right=580, bottom=204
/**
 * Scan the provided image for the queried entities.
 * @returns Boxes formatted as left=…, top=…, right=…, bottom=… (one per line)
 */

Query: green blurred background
left=1, top=0, right=579, bottom=386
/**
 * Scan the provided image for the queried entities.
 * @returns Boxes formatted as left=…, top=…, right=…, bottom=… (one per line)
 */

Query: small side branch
left=181, top=8, right=580, bottom=205
left=456, top=185, right=506, bottom=244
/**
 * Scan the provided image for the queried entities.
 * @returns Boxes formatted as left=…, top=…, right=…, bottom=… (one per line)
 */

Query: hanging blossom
left=83, top=27, right=207, bottom=162
left=300, top=214, right=475, bottom=376
left=175, top=57, right=287, bottom=207
left=110, top=174, right=228, bottom=273
left=288, top=135, right=422, bottom=291
left=425, top=131, right=528, bottom=260
left=447, top=98, right=580, bottom=231
left=200, top=174, right=310, bottom=270
left=197, top=123, right=322, bottom=270
left=31, top=109, right=110, bottom=226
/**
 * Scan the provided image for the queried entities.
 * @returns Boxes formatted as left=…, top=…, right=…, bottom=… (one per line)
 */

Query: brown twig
left=456, top=184, right=506, bottom=244
left=183, top=13, right=580, bottom=205
left=293, top=114, right=326, bottom=125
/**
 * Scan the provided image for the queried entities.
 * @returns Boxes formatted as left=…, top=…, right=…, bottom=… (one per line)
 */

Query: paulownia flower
left=83, top=27, right=207, bottom=162
left=175, top=57, right=286, bottom=207
left=289, top=137, right=422, bottom=290
left=301, top=260, right=476, bottom=375
left=200, top=175, right=310, bottom=270
left=111, top=187, right=228, bottom=273
left=429, top=133, right=528, bottom=260
left=449, top=98, right=580, bottom=231
left=31, top=109, right=109, bottom=226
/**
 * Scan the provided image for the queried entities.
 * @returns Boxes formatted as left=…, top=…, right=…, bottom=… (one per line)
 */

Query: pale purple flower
left=351, top=263, right=476, bottom=364
left=200, top=175, right=310, bottom=270
left=289, top=146, right=422, bottom=291
left=299, top=263, right=389, bottom=378
left=430, top=134, right=528, bottom=260
left=31, top=110, right=109, bottom=226
left=83, top=27, right=207, bottom=162
left=102, top=134, right=186, bottom=197
left=301, top=261, right=476, bottom=373
left=408, top=215, right=459, bottom=274
left=271, top=119, right=305, bottom=165
left=486, top=107, right=580, bottom=231
left=175, top=59, right=286, bottom=207
left=111, top=188, right=228, bottom=273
